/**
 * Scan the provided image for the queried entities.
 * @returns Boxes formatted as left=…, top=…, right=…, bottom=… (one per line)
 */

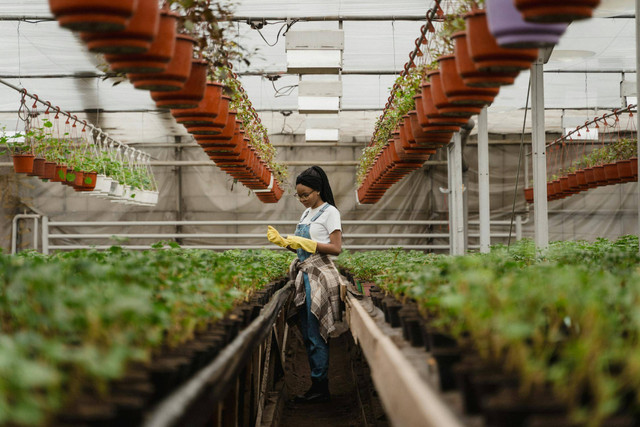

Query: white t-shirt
left=297, top=202, right=341, bottom=244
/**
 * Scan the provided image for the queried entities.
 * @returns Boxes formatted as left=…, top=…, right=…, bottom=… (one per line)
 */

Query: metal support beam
left=42, top=216, right=49, bottom=255
left=448, top=132, right=466, bottom=255
left=531, top=52, right=549, bottom=249
left=477, top=107, right=491, bottom=253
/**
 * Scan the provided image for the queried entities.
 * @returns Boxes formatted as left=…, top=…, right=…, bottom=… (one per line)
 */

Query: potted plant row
left=2, top=119, right=159, bottom=206
left=49, top=0, right=286, bottom=203
left=357, top=0, right=551, bottom=204
left=171, top=67, right=287, bottom=203
left=0, top=247, right=294, bottom=426
left=524, top=138, right=638, bottom=203
left=336, top=237, right=640, bottom=426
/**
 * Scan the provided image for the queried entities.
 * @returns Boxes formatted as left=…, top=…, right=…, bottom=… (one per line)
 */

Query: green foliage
left=0, top=248, right=294, bottom=425
left=336, top=237, right=640, bottom=425
left=215, top=65, right=289, bottom=186
left=357, top=63, right=427, bottom=184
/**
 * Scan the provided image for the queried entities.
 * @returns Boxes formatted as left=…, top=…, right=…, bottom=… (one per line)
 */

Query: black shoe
left=293, top=379, right=330, bottom=403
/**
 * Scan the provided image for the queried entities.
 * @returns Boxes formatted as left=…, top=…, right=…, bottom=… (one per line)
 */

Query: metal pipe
left=47, top=220, right=451, bottom=226
left=11, top=214, right=41, bottom=254
left=0, top=14, right=432, bottom=23
left=477, top=106, right=491, bottom=253
left=47, top=233, right=452, bottom=239
left=531, top=52, right=549, bottom=249
left=47, top=244, right=452, bottom=251
left=449, top=133, right=465, bottom=255
left=42, top=216, right=49, bottom=255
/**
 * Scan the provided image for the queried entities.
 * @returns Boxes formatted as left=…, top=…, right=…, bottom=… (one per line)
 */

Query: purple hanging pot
left=486, top=0, right=568, bottom=49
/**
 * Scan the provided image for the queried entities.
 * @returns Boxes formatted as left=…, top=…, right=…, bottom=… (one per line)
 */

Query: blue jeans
left=299, top=272, right=329, bottom=382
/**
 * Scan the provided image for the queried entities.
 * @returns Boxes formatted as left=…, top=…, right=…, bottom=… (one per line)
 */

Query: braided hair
left=295, top=166, right=336, bottom=208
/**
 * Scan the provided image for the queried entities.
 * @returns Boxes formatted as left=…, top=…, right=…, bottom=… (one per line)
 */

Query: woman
left=267, top=166, right=342, bottom=403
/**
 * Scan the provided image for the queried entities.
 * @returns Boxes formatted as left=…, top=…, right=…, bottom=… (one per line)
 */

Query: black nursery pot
left=382, top=297, right=402, bottom=327
left=431, top=347, right=462, bottom=391
left=426, top=327, right=459, bottom=350
left=483, top=387, right=567, bottom=427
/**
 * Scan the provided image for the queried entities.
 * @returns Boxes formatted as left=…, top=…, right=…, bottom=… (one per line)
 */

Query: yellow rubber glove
left=267, top=226, right=289, bottom=248
left=285, top=235, right=318, bottom=253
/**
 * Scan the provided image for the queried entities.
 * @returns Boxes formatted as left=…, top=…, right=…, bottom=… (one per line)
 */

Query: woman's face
left=295, top=184, right=323, bottom=209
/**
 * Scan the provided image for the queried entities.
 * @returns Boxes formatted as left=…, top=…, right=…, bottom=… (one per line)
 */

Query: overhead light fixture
left=305, top=128, right=339, bottom=142
left=285, top=30, right=344, bottom=74
left=298, top=81, right=342, bottom=114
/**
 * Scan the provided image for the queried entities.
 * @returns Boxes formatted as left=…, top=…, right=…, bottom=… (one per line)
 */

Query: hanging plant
left=165, top=0, right=256, bottom=69
left=214, top=65, right=289, bottom=187
left=356, top=63, right=426, bottom=185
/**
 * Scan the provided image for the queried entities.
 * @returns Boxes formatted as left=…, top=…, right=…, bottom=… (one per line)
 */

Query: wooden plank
left=345, top=294, right=465, bottom=427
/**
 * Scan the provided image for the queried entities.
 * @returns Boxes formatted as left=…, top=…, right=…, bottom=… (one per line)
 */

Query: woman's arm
left=315, top=230, right=342, bottom=256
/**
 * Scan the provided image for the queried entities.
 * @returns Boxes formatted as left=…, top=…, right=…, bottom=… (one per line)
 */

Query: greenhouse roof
left=0, top=0, right=636, bottom=145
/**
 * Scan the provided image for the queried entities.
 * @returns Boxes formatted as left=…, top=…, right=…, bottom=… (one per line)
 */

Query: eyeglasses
left=294, top=191, right=316, bottom=201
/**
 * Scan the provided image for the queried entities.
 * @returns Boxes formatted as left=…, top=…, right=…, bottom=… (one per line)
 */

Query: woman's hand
left=267, top=226, right=289, bottom=248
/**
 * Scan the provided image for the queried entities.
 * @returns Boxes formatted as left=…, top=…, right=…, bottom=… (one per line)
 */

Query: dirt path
left=279, top=330, right=365, bottom=427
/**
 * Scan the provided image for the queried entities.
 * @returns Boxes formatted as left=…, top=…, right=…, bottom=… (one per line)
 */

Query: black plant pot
left=483, top=388, right=567, bottom=427
left=426, top=327, right=458, bottom=351
left=382, top=297, right=402, bottom=327
left=431, top=347, right=462, bottom=391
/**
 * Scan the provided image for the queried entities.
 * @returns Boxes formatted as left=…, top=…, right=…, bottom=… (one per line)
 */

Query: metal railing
left=11, top=216, right=526, bottom=254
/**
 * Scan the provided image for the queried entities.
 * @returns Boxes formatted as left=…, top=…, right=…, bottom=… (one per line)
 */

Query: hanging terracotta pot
left=406, top=113, right=442, bottom=154
left=48, top=0, right=136, bottom=32
left=183, top=94, right=231, bottom=136
left=551, top=179, right=561, bottom=197
left=32, top=157, right=47, bottom=177
left=616, top=159, right=634, bottom=182
left=192, top=106, right=235, bottom=142
left=437, top=55, right=500, bottom=105
left=465, top=9, right=538, bottom=73
left=583, top=167, right=597, bottom=187
left=43, top=161, right=57, bottom=180
left=11, top=154, right=35, bottom=174
left=428, top=70, right=482, bottom=117
left=204, top=124, right=244, bottom=156
left=452, top=31, right=519, bottom=87
left=128, top=34, right=195, bottom=91
left=603, top=162, right=621, bottom=184
left=546, top=182, right=555, bottom=200
left=151, top=59, right=207, bottom=109
left=171, top=82, right=223, bottom=125
left=414, top=95, right=461, bottom=134
left=523, top=187, right=534, bottom=203
left=631, top=157, right=639, bottom=180
left=418, top=85, right=469, bottom=129
left=396, top=123, right=431, bottom=162
left=82, top=171, right=98, bottom=190
left=52, top=164, right=67, bottom=183
left=575, top=169, right=588, bottom=189
left=80, top=0, right=159, bottom=54
left=407, top=111, right=445, bottom=150
left=567, top=172, right=579, bottom=192
left=106, top=10, right=177, bottom=73
left=513, top=0, right=601, bottom=23
left=26, top=157, right=42, bottom=176
left=72, top=171, right=86, bottom=190
left=486, top=0, right=567, bottom=49
left=592, top=165, right=607, bottom=184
